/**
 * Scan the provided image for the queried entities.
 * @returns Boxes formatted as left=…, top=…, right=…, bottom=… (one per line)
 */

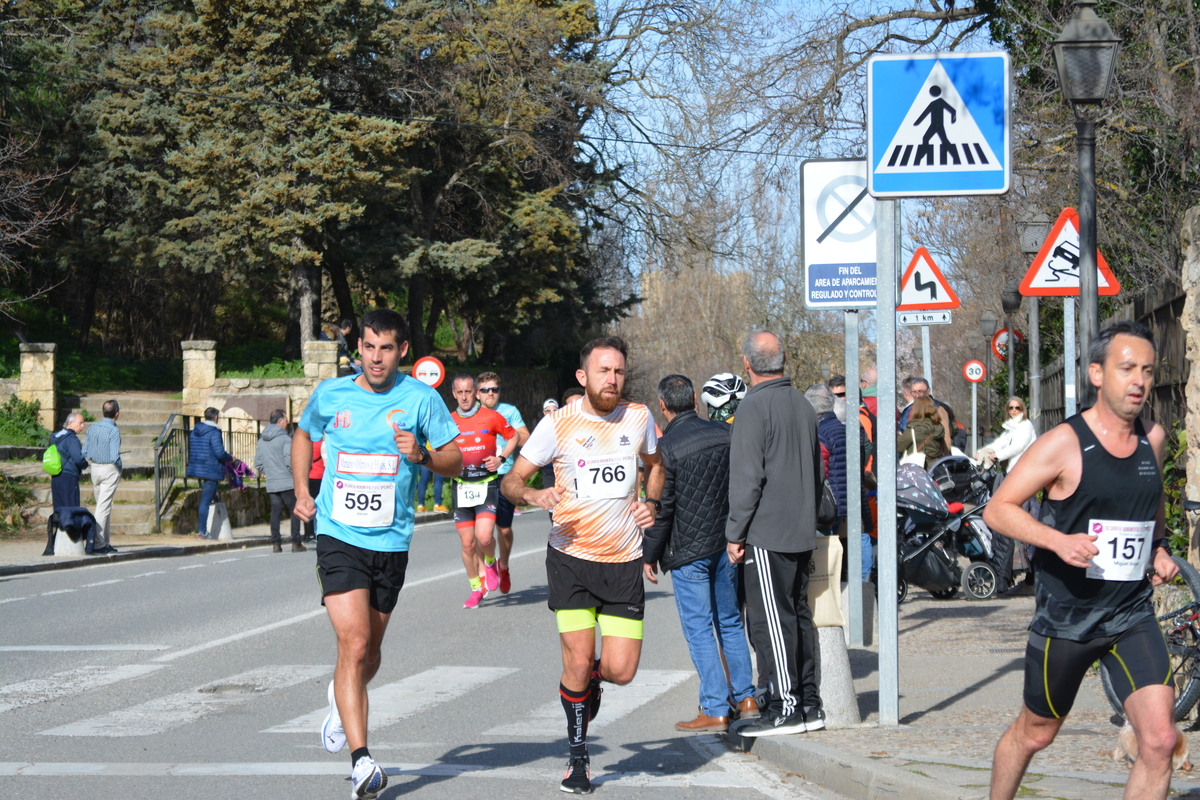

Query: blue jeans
left=861, top=532, right=875, bottom=581
left=416, top=466, right=444, bottom=507
left=197, top=480, right=219, bottom=537
left=671, top=551, right=756, bottom=717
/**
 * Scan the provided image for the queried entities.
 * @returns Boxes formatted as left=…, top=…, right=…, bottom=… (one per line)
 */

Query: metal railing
left=223, top=418, right=264, bottom=488
left=153, top=414, right=186, bottom=533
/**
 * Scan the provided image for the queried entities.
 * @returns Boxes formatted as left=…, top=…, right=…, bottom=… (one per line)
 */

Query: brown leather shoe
left=272, top=544, right=283, bottom=553
left=736, top=697, right=761, bottom=719
left=292, top=542, right=307, bottom=553
left=675, top=713, right=730, bottom=732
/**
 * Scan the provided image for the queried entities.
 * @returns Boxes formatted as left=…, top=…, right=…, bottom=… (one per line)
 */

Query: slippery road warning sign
left=897, top=248, right=960, bottom=311
left=1018, top=207, right=1121, bottom=297
left=867, top=52, right=1010, bottom=197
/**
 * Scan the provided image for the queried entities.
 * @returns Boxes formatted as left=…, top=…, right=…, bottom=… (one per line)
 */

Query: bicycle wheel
left=1100, top=555, right=1200, bottom=722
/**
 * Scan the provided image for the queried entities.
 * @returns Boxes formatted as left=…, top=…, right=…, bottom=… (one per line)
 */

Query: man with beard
left=501, top=336, right=663, bottom=795
left=292, top=309, right=462, bottom=799
left=985, top=321, right=1178, bottom=800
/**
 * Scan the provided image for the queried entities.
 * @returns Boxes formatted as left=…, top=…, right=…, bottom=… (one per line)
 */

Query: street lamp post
left=1017, top=206, right=1052, bottom=432
left=979, top=312, right=999, bottom=437
left=1001, top=283, right=1022, bottom=406
left=1053, top=0, right=1121, bottom=408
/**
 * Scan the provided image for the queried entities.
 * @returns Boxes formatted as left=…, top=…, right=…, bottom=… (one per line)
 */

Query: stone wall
left=166, top=485, right=272, bottom=534
left=0, top=378, right=18, bottom=398
left=181, top=339, right=337, bottom=422
left=17, top=344, right=56, bottom=429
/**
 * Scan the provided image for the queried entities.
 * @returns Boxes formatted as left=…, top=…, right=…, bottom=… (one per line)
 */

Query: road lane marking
left=40, top=665, right=330, bottom=737
left=212, top=558, right=241, bottom=563
left=39, top=589, right=75, bottom=596
left=0, top=761, right=756, bottom=789
left=263, top=666, right=517, bottom=734
left=176, top=564, right=206, bottom=570
left=0, top=665, right=165, bottom=715
left=0, top=645, right=170, bottom=652
left=0, top=597, right=27, bottom=604
left=131, top=571, right=166, bottom=577
left=483, top=670, right=692, bottom=737
left=152, top=547, right=546, bottom=664
left=81, top=579, right=124, bottom=587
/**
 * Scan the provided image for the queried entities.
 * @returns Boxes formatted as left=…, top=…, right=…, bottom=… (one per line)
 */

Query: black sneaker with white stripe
left=803, top=706, right=826, bottom=732
left=736, top=709, right=807, bottom=737
left=560, top=751, right=592, bottom=794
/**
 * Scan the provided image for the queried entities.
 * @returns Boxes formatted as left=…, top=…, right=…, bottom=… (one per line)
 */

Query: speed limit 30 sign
left=963, top=360, right=986, bottom=383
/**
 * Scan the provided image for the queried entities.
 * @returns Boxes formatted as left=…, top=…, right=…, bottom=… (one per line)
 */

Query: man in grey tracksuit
left=254, top=409, right=306, bottom=553
left=726, top=330, right=825, bottom=737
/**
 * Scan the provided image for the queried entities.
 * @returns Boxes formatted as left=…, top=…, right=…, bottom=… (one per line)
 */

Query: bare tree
left=0, top=136, right=70, bottom=315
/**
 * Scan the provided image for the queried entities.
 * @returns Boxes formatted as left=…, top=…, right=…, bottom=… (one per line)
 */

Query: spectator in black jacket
left=50, top=412, right=89, bottom=511
left=644, top=375, right=757, bottom=733
left=807, top=383, right=874, bottom=579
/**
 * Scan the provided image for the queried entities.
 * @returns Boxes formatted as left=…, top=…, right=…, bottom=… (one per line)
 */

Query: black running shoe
left=560, top=752, right=592, bottom=794
left=803, top=706, right=826, bottom=732
left=737, top=710, right=807, bottom=737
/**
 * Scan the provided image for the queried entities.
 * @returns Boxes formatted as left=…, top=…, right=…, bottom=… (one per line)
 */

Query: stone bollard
left=817, top=626, right=863, bottom=727
left=53, top=527, right=87, bottom=557
left=18, top=343, right=56, bottom=430
left=303, top=340, right=339, bottom=381
left=208, top=501, right=233, bottom=541
left=841, top=580, right=876, bottom=647
left=182, top=340, right=217, bottom=416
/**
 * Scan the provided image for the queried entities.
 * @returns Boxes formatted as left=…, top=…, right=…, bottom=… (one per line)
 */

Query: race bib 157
left=1086, top=519, right=1155, bottom=581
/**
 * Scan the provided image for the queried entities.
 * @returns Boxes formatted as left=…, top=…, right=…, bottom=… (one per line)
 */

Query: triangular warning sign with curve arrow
left=1019, top=207, right=1120, bottom=296
left=897, top=247, right=960, bottom=310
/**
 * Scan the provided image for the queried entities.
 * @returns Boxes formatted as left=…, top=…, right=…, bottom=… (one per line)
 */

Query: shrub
left=0, top=395, right=50, bottom=446
left=0, top=474, right=33, bottom=536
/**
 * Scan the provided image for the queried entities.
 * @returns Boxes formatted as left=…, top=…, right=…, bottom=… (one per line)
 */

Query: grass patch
left=217, top=340, right=304, bottom=379
left=0, top=395, right=51, bottom=446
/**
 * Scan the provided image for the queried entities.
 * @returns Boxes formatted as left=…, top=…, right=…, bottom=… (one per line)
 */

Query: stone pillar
left=182, top=341, right=217, bottom=417
left=1182, top=207, right=1200, bottom=567
left=18, top=343, right=56, bottom=429
left=302, top=340, right=339, bottom=381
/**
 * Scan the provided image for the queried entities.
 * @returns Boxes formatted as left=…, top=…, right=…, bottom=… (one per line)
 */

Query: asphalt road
left=0, top=510, right=847, bottom=800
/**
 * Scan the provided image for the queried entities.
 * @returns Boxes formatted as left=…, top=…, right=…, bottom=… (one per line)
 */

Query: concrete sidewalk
left=0, top=511, right=452, bottom=577
left=732, top=589, right=1200, bottom=800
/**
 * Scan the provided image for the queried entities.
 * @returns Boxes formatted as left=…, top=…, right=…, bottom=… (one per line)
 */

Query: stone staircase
left=33, top=393, right=184, bottom=535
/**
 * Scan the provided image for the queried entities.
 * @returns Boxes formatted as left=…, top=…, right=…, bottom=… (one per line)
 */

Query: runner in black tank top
left=980, top=322, right=1179, bottom=800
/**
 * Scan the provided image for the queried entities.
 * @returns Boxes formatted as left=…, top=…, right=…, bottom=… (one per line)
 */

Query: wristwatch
left=416, top=445, right=432, bottom=466
left=645, top=498, right=663, bottom=514
left=1152, top=537, right=1172, bottom=556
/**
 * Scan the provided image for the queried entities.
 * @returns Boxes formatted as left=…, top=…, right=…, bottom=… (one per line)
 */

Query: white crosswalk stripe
left=40, top=665, right=330, bottom=737
left=483, top=669, right=692, bottom=737
left=0, top=665, right=165, bottom=715
left=263, top=665, right=517, bottom=734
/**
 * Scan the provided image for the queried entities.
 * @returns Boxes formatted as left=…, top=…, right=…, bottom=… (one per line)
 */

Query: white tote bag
left=900, top=429, right=926, bottom=468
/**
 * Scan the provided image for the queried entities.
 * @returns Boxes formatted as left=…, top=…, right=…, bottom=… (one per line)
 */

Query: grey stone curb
left=733, top=731, right=987, bottom=800
left=0, top=512, right=454, bottom=578
left=0, top=538, right=277, bottom=577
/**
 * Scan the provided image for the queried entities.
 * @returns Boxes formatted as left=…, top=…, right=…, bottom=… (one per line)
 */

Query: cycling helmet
left=701, top=373, right=747, bottom=422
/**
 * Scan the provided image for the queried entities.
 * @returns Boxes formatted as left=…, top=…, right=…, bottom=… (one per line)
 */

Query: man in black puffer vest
left=644, top=374, right=757, bottom=733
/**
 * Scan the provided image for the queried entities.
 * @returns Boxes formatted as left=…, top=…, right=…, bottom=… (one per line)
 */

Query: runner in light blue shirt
left=291, top=309, right=461, bottom=799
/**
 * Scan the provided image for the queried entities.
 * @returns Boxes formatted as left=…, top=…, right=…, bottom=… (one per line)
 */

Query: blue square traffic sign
left=867, top=52, right=1010, bottom=197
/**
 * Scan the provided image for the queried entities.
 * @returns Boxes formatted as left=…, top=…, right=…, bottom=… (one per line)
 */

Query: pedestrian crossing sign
left=867, top=51, right=1010, bottom=197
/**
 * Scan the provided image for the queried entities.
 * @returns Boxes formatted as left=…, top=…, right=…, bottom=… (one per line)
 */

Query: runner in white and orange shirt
left=501, top=336, right=663, bottom=795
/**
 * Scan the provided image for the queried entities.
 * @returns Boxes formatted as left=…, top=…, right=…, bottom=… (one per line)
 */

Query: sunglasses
left=478, top=387, right=500, bottom=394
left=833, top=391, right=846, bottom=398
left=1007, top=405, right=1022, bottom=411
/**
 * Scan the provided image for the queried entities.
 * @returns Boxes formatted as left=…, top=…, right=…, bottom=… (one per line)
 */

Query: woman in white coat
left=974, top=396, right=1036, bottom=470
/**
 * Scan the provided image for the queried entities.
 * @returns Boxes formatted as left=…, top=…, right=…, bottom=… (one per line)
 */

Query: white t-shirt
left=522, top=400, right=657, bottom=563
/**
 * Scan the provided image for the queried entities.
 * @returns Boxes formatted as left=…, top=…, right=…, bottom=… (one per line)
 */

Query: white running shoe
left=350, top=755, right=388, bottom=799
left=322, top=680, right=346, bottom=753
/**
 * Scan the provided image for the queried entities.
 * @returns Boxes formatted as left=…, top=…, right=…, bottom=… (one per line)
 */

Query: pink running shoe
left=464, top=586, right=487, bottom=609
left=483, top=561, right=501, bottom=593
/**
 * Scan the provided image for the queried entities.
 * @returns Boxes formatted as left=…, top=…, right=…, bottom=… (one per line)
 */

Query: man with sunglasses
left=477, top=372, right=530, bottom=594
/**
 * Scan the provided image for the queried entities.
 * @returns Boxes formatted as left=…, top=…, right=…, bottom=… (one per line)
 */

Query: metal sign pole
left=845, top=310, right=864, bottom=647
left=1064, top=297, right=1078, bottom=417
left=971, top=382, right=978, bottom=454
left=877, top=198, right=899, bottom=726
left=921, top=325, right=932, bottom=391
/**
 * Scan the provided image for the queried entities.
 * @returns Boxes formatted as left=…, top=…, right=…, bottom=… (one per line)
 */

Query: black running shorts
left=546, top=544, right=644, bottom=620
left=1023, top=614, right=1170, bottom=719
left=315, top=534, right=409, bottom=614
left=494, top=490, right=517, bottom=528
left=453, top=483, right=498, bottom=528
